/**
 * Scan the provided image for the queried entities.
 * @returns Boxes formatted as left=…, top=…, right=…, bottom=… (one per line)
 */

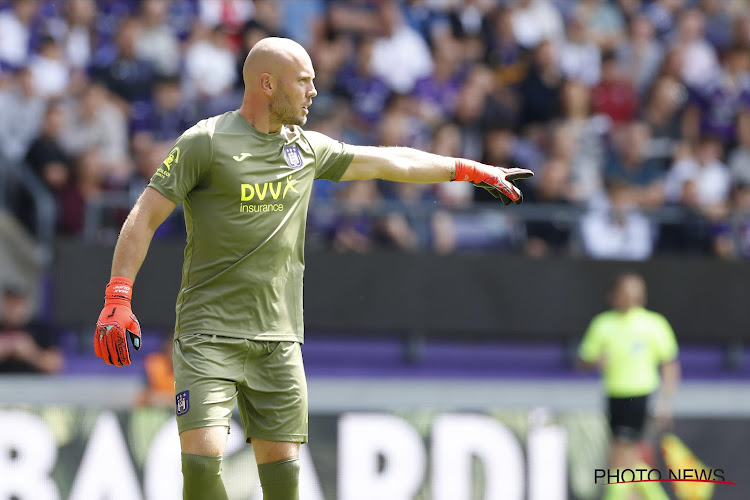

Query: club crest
left=283, top=145, right=303, bottom=170
left=176, top=390, right=189, bottom=416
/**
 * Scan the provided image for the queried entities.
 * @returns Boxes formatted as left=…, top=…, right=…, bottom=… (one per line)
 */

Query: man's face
left=270, top=58, right=317, bottom=127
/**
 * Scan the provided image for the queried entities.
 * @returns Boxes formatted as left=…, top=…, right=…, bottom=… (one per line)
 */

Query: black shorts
left=607, top=394, right=650, bottom=440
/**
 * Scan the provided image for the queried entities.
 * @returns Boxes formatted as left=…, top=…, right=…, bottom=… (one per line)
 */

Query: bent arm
left=341, top=145, right=456, bottom=183
left=111, top=187, right=177, bottom=280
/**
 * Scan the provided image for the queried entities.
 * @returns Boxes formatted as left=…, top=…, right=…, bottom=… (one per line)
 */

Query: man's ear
left=260, top=73, right=273, bottom=94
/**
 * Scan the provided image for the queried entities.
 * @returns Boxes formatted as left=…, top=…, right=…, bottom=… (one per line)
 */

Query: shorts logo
left=176, top=390, right=190, bottom=416
left=283, top=145, right=303, bottom=170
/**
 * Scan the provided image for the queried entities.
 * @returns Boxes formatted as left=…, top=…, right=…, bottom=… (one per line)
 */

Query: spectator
left=330, top=180, right=381, bottom=253
left=0, top=66, right=46, bottom=163
left=132, top=76, right=199, bottom=144
left=183, top=23, right=237, bottom=106
left=455, top=64, right=517, bottom=159
left=198, top=0, right=254, bottom=40
left=24, top=99, right=71, bottom=194
left=28, top=35, right=69, bottom=98
left=412, top=34, right=466, bottom=123
left=559, top=14, right=601, bottom=87
left=617, top=14, right=664, bottom=98
left=524, top=157, right=574, bottom=256
left=643, top=0, right=682, bottom=41
left=672, top=9, right=720, bottom=88
left=713, top=182, right=750, bottom=259
left=510, top=0, right=565, bottom=50
left=0, top=0, right=40, bottom=70
left=91, top=16, right=156, bottom=105
left=518, top=40, right=564, bottom=131
left=61, top=82, right=130, bottom=182
left=379, top=182, right=435, bottom=251
left=58, top=148, right=108, bottom=236
left=135, top=0, right=181, bottom=77
left=729, top=110, right=750, bottom=185
left=701, top=0, right=734, bottom=52
left=580, top=180, right=655, bottom=260
left=277, top=0, right=324, bottom=47
left=682, top=43, right=750, bottom=144
left=665, top=136, right=731, bottom=215
left=369, top=0, right=434, bottom=94
left=483, top=6, right=525, bottom=85
left=482, top=127, right=544, bottom=176
left=559, top=80, right=607, bottom=203
left=592, top=50, right=639, bottom=127
left=604, top=121, right=666, bottom=208
left=334, top=37, right=391, bottom=141
left=57, top=0, right=97, bottom=69
left=574, top=0, right=626, bottom=51
left=640, top=75, right=687, bottom=168
left=0, top=283, right=63, bottom=374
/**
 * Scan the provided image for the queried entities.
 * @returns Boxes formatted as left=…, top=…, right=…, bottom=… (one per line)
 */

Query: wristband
left=452, top=159, right=488, bottom=184
left=104, top=276, right=133, bottom=305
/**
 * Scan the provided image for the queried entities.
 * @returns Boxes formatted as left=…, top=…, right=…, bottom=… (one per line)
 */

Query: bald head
left=239, top=37, right=317, bottom=131
left=243, top=37, right=313, bottom=88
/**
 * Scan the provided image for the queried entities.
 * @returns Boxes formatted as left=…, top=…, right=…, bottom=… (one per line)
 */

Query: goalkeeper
left=93, top=37, right=533, bottom=500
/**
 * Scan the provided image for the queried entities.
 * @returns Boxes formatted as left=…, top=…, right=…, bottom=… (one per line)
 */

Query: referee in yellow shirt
left=578, top=273, right=681, bottom=500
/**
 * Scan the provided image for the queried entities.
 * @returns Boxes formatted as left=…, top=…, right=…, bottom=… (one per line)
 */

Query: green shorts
left=173, top=334, right=308, bottom=444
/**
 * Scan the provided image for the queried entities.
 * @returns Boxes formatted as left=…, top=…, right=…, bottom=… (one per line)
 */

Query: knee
left=182, top=453, right=224, bottom=479
left=258, top=457, right=300, bottom=486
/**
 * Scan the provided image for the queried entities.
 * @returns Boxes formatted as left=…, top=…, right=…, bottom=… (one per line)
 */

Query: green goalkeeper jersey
left=148, top=110, right=353, bottom=342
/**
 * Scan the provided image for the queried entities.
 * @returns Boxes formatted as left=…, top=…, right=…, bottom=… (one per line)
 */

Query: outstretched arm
left=341, top=145, right=533, bottom=204
left=341, top=146, right=455, bottom=183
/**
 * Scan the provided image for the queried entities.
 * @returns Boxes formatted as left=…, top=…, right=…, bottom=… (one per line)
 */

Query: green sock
left=602, top=482, right=634, bottom=500
left=602, top=469, right=634, bottom=500
left=181, top=453, right=228, bottom=500
left=634, top=462, right=670, bottom=500
left=257, top=457, right=300, bottom=500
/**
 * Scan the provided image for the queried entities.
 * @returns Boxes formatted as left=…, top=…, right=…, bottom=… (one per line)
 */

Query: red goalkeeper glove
left=453, top=159, right=534, bottom=205
left=94, top=277, right=142, bottom=366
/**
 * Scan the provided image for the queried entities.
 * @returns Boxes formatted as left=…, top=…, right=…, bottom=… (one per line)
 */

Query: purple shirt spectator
left=688, top=74, right=750, bottom=143
left=335, top=64, right=391, bottom=127
left=412, top=72, right=464, bottom=121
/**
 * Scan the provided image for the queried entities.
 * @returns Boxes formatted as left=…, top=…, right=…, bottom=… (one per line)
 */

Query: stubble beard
left=270, top=88, right=307, bottom=127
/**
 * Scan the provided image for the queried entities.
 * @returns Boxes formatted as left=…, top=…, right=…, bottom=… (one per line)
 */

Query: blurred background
left=0, top=0, right=749, bottom=499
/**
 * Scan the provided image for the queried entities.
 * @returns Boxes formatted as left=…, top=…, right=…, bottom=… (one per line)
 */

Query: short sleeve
left=653, top=314, right=679, bottom=363
left=148, top=125, right=212, bottom=204
left=578, top=314, right=605, bottom=363
left=303, top=130, right=354, bottom=182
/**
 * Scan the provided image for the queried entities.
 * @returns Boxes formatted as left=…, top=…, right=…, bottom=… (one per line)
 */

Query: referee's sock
left=602, top=469, right=634, bottom=500
left=258, top=457, right=300, bottom=500
left=181, top=453, right=229, bottom=500
left=633, top=462, right=670, bottom=500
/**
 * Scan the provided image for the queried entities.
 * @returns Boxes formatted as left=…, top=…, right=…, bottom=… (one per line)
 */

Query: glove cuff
left=452, top=159, right=486, bottom=183
left=104, top=276, right=133, bottom=305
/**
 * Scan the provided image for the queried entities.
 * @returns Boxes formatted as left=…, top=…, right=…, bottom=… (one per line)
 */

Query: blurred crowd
left=2, top=0, right=750, bottom=260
